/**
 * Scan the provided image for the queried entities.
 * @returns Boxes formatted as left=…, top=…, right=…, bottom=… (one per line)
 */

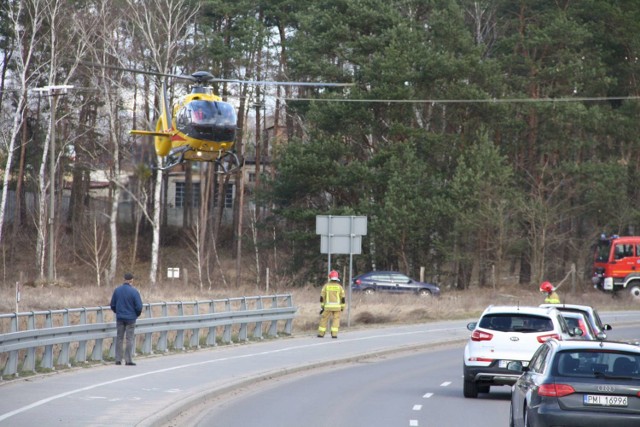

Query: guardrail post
left=253, top=297, right=264, bottom=340
left=91, top=308, right=105, bottom=361
left=267, top=297, right=278, bottom=337
left=76, top=308, right=88, bottom=362
left=205, top=301, right=217, bottom=346
left=175, top=302, right=185, bottom=350
left=23, top=313, right=36, bottom=372
left=2, top=313, right=19, bottom=377
left=222, top=299, right=232, bottom=344
left=157, top=303, right=168, bottom=352
left=57, top=309, right=71, bottom=367
left=283, top=295, right=294, bottom=335
left=41, top=310, right=55, bottom=370
left=189, top=303, right=200, bottom=348
left=238, top=298, right=248, bottom=342
left=142, top=304, right=153, bottom=355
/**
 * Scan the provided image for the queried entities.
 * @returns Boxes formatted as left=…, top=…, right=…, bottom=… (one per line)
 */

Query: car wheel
left=418, top=289, right=432, bottom=296
left=478, top=385, right=490, bottom=393
left=463, top=378, right=478, bottom=398
left=629, top=283, right=640, bottom=300
left=364, top=288, right=375, bottom=295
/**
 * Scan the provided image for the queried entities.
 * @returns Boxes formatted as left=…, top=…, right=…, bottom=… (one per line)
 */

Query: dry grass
left=0, top=279, right=634, bottom=335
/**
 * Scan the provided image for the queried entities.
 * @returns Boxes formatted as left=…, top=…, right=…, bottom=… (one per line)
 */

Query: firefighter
left=317, top=270, right=346, bottom=339
left=540, top=281, right=561, bottom=304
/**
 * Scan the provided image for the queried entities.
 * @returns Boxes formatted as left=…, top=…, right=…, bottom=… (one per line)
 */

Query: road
left=188, top=323, right=640, bottom=427
left=0, top=312, right=637, bottom=426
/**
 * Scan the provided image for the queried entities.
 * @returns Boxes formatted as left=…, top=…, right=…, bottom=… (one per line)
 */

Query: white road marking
left=423, top=392, right=433, bottom=398
left=409, top=420, right=419, bottom=426
left=440, top=381, right=451, bottom=387
left=413, top=404, right=422, bottom=410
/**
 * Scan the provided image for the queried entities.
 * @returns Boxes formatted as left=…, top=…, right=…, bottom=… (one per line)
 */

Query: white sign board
left=320, top=235, right=362, bottom=254
left=316, top=216, right=367, bottom=236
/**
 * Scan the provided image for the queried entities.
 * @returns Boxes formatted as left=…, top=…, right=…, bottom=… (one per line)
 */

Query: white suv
left=463, top=305, right=579, bottom=398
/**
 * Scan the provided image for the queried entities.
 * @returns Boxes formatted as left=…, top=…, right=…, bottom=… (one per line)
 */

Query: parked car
left=463, top=305, right=581, bottom=398
left=540, top=303, right=612, bottom=339
left=351, top=271, right=440, bottom=296
left=509, top=339, right=640, bottom=427
left=560, top=311, right=597, bottom=340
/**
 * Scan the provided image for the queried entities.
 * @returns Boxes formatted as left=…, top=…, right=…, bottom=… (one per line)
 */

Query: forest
left=1, top=0, right=639, bottom=291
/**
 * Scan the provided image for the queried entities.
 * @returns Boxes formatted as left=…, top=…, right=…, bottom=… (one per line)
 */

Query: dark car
left=351, top=271, right=440, bottom=296
left=510, top=339, right=640, bottom=427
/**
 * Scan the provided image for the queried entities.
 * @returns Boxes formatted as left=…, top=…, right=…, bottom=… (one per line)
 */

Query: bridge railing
left=0, top=294, right=296, bottom=378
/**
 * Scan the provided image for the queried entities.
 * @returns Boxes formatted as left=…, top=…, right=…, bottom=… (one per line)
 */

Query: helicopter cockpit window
left=189, top=100, right=212, bottom=123
left=175, top=100, right=238, bottom=142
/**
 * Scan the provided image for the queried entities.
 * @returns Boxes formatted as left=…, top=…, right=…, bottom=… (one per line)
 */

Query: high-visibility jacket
left=544, top=292, right=560, bottom=304
left=320, top=282, right=346, bottom=311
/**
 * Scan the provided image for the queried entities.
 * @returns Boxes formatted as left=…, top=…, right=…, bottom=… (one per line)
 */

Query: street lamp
left=34, top=85, right=73, bottom=283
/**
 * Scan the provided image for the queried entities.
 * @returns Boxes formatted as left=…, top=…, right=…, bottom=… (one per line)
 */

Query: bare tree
left=75, top=216, right=110, bottom=287
left=125, top=0, right=199, bottom=286
left=0, top=0, right=47, bottom=258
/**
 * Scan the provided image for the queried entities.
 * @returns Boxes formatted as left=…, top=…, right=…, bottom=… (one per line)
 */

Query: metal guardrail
left=0, top=294, right=296, bottom=378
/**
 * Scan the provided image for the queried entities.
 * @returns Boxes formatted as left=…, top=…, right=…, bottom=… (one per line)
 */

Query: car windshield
left=594, top=239, right=611, bottom=262
left=478, top=314, right=552, bottom=333
left=556, top=350, right=640, bottom=379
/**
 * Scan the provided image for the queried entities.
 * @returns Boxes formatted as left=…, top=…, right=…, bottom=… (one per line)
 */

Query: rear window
left=556, top=350, right=640, bottom=378
left=478, top=314, right=553, bottom=333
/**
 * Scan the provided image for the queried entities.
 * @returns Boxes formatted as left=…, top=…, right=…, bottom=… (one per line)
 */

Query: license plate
left=584, top=394, right=628, bottom=407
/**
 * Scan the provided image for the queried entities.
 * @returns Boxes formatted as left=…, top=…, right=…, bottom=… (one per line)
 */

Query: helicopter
left=125, top=67, right=352, bottom=173
left=129, top=70, right=241, bottom=173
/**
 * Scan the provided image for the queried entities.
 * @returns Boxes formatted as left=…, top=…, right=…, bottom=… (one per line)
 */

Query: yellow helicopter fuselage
left=131, top=89, right=237, bottom=163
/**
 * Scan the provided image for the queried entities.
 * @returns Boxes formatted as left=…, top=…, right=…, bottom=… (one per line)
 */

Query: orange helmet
left=540, top=281, right=554, bottom=293
left=329, top=270, right=340, bottom=281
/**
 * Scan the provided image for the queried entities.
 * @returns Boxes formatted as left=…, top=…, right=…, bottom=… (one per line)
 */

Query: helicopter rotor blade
left=81, top=61, right=193, bottom=81
left=211, top=78, right=353, bottom=87
left=82, top=62, right=351, bottom=86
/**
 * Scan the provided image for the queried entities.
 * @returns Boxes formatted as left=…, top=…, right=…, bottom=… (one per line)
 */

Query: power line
left=276, top=95, right=640, bottom=104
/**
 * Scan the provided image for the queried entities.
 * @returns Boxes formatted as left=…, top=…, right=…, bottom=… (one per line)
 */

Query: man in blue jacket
left=110, top=273, right=143, bottom=366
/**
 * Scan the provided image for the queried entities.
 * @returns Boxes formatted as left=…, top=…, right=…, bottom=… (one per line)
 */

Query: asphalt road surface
left=0, top=312, right=637, bottom=427
left=187, top=323, right=640, bottom=427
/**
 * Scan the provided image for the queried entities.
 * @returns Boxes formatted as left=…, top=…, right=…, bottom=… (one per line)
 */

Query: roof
left=549, top=339, right=640, bottom=352
left=540, top=303, right=595, bottom=313
left=482, top=305, right=559, bottom=316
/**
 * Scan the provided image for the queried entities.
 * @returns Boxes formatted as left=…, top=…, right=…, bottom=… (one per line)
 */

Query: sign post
left=316, top=215, right=367, bottom=326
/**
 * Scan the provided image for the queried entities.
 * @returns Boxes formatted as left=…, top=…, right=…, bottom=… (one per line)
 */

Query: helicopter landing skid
left=215, top=151, right=244, bottom=175
left=153, top=146, right=190, bottom=171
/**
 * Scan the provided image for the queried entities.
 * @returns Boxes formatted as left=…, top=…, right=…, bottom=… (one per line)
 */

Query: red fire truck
left=592, top=234, right=640, bottom=298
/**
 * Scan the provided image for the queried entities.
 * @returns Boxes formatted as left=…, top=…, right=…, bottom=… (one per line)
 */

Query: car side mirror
left=603, top=324, right=612, bottom=331
left=570, top=327, right=583, bottom=337
left=467, top=322, right=477, bottom=331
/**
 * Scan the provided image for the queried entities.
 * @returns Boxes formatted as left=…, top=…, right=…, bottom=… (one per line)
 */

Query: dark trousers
left=115, top=320, right=136, bottom=363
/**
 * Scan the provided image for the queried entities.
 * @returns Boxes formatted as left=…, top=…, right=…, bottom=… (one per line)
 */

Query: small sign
left=167, top=267, right=180, bottom=278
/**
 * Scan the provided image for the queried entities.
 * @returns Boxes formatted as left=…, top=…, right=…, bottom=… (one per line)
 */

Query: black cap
left=124, top=273, right=134, bottom=280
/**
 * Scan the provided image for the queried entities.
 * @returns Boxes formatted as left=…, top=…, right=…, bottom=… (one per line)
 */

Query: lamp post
left=35, top=85, right=73, bottom=283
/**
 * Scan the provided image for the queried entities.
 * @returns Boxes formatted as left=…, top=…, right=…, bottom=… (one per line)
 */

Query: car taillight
left=471, top=330, right=493, bottom=341
left=537, top=333, right=560, bottom=343
left=538, top=383, right=575, bottom=397
left=355, top=279, right=361, bottom=285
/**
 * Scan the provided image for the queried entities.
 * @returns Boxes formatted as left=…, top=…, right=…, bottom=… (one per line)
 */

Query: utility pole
left=35, top=85, right=73, bottom=283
